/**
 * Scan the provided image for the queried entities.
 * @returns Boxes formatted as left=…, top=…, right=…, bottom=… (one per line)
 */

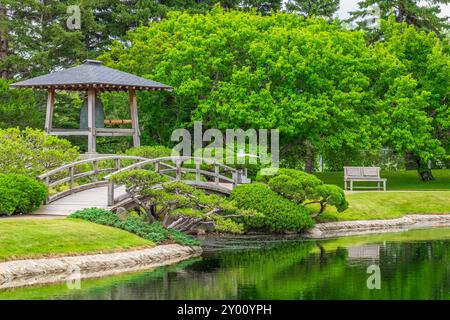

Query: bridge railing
left=104, top=156, right=245, bottom=207
left=38, top=155, right=148, bottom=203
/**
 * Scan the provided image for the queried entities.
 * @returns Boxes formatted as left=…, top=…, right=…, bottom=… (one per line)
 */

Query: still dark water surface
left=1, top=227, right=450, bottom=300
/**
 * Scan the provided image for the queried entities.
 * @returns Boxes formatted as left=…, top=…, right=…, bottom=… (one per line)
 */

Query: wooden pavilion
left=10, top=60, right=172, bottom=154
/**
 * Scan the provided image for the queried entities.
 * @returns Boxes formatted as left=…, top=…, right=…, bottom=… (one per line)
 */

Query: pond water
left=1, top=227, right=450, bottom=300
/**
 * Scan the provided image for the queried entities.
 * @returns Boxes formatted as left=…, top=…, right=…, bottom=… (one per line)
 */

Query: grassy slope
left=314, top=169, right=450, bottom=190
left=319, top=191, right=450, bottom=221
left=0, top=218, right=153, bottom=262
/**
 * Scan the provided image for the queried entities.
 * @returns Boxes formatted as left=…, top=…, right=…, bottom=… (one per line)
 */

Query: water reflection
left=1, top=227, right=449, bottom=300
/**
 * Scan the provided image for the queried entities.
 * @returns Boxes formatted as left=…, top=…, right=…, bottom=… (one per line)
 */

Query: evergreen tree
left=348, top=0, right=450, bottom=34
left=285, top=0, right=340, bottom=18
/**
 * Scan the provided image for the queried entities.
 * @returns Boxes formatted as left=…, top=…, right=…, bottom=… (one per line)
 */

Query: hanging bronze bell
left=79, top=95, right=105, bottom=129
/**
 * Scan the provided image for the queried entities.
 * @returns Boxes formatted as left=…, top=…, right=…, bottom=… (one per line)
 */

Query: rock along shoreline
left=304, top=214, right=450, bottom=239
left=0, top=244, right=202, bottom=290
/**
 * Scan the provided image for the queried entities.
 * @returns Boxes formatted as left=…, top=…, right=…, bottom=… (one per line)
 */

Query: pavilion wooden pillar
left=129, top=89, right=140, bottom=147
left=44, top=88, right=55, bottom=134
left=87, top=87, right=96, bottom=153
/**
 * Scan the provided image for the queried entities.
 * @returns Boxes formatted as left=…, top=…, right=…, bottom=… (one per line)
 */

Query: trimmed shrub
left=0, top=174, right=48, bottom=216
left=257, top=168, right=348, bottom=217
left=69, top=208, right=199, bottom=246
left=125, top=145, right=175, bottom=159
left=230, top=183, right=314, bottom=232
left=0, top=127, right=79, bottom=176
left=310, top=184, right=348, bottom=214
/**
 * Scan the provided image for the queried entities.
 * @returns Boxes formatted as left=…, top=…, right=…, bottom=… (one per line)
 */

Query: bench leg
left=344, top=181, right=347, bottom=191
left=377, top=181, right=380, bottom=191
left=384, top=181, right=386, bottom=191
left=350, top=180, right=353, bottom=191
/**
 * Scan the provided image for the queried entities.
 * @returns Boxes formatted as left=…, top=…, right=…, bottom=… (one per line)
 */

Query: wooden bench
left=344, top=166, right=387, bottom=191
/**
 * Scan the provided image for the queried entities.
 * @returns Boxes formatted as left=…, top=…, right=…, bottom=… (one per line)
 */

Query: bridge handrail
left=39, top=155, right=246, bottom=205
left=38, top=155, right=148, bottom=180
left=104, top=156, right=237, bottom=180
left=105, top=156, right=243, bottom=207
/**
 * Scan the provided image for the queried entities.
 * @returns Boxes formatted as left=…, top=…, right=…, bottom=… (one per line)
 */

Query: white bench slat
left=343, top=166, right=386, bottom=191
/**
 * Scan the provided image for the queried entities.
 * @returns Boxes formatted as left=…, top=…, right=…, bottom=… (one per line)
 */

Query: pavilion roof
left=10, top=60, right=172, bottom=92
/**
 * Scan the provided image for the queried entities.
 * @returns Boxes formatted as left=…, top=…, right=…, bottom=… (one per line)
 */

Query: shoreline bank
left=0, top=244, right=202, bottom=290
left=305, top=214, right=450, bottom=239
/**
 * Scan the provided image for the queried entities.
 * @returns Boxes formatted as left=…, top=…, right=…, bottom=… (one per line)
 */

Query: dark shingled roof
left=10, top=60, right=172, bottom=91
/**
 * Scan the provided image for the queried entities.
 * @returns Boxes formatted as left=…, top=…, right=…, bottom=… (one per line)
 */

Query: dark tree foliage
left=0, top=0, right=282, bottom=79
left=285, top=0, right=340, bottom=19
left=348, top=0, right=450, bottom=35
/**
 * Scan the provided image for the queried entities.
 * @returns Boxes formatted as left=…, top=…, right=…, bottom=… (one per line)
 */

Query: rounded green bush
left=0, top=173, right=48, bottom=216
left=257, top=168, right=348, bottom=216
left=230, top=183, right=314, bottom=232
left=125, top=145, right=175, bottom=159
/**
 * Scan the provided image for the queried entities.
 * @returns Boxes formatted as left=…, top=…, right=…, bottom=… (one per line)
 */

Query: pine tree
left=348, top=0, right=450, bottom=34
left=285, top=0, right=340, bottom=18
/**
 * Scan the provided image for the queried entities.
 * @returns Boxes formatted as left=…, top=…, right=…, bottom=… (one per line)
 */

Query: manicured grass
left=314, top=169, right=450, bottom=191
left=0, top=218, right=154, bottom=261
left=320, top=191, right=450, bottom=221
left=311, top=227, right=450, bottom=253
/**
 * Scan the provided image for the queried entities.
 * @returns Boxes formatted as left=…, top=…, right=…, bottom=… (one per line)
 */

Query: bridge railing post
left=214, top=164, right=220, bottom=185
left=69, top=166, right=75, bottom=191
left=115, top=158, right=121, bottom=171
left=92, top=160, right=98, bottom=182
left=176, top=160, right=182, bottom=181
left=233, top=169, right=240, bottom=188
left=107, top=179, right=115, bottom=207
left=155, top=160, right=160, bottom=173
left=195, top=160, right=201, bottom=182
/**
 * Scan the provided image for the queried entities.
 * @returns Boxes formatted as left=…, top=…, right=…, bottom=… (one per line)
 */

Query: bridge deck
left=33, top=183, right=233, bottom=216
left=33, top=186, right=127, bottom=216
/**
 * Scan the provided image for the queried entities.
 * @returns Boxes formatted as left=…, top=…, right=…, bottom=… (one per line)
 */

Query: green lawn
left=320, top=191, right=450, bottom=221
left=314, top=169, right=450, bottom=190
left=0, top=218, right=153, bottom=262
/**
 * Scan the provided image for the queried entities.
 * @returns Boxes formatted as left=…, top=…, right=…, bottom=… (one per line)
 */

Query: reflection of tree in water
left=1, top=237, right=449, bottom=300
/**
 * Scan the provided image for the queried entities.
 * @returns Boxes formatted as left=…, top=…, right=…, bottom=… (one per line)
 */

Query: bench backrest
left=344, top=166, right=380, bottom=179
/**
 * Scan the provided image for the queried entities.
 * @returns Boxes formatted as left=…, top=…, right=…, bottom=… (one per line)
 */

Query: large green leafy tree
left=374, top=19, right=449, bottom=179
left=101, top=9, right=383, bottom=170
left=285, top=0, right=340, bottom=19
left=348, top=0, right=450, bottom=35
left=101, top=10, right=449, bottom=178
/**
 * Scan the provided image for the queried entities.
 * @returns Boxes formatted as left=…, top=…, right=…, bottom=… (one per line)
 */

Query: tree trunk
left=304, top=140, right=314, bottom=173
left=0, top=3, right=9, bottom=79
left=396, top=1, right=405, bottom=23
left=417, top=158, right=435, bottom=182
left=405, top=151, right=417, bottom=170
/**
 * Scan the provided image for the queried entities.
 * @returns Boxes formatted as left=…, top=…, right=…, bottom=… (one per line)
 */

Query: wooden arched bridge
left=35, top=155, right=249, bottom=216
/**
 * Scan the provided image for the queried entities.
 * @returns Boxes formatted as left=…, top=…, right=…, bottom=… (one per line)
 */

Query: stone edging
left=304, top=214, right=450, bottom=239
left=0, top=244, right=202, bottom=290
